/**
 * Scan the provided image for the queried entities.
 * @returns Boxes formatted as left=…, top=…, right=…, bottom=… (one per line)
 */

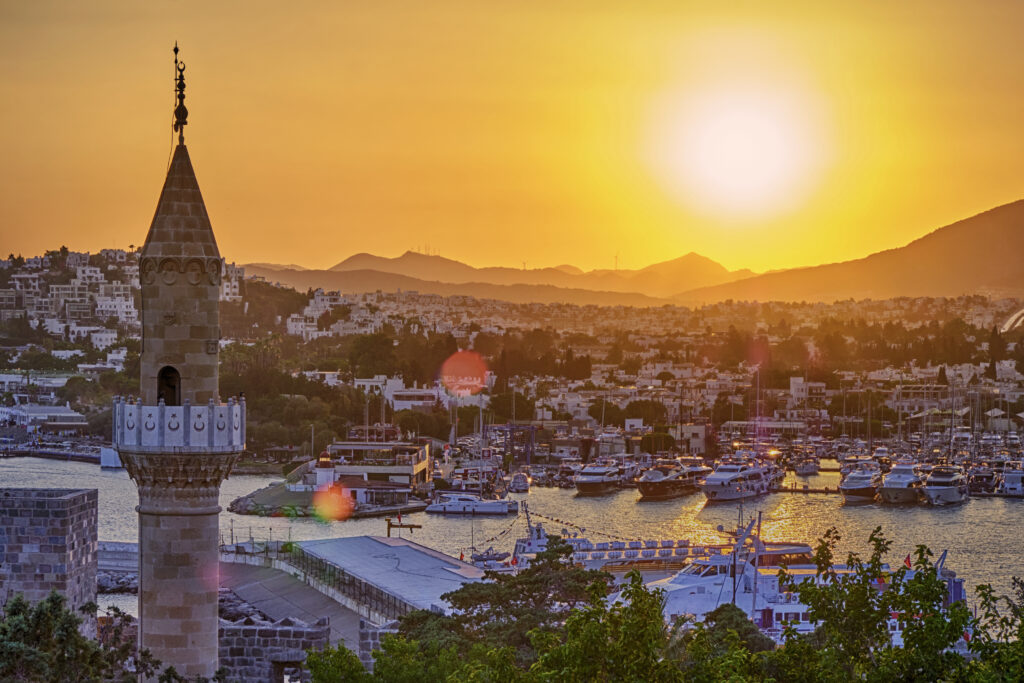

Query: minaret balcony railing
left=112, top=396, right=245, bottom=453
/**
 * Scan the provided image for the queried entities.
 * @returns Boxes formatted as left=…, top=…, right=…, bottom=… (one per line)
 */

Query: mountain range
left=244, top=200, right=1024, bottom=306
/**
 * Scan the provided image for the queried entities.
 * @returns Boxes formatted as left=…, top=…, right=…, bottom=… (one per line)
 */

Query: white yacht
left=574, top=460, right=621, bottom=495
left=508, top=471, right=530, bottom=493
left=997, top=461, right=1024, bottom=497
left=878, top=461, right=922, bottom=504
left=793, top=456, right=820, bottom=476
left=922, top=465, right=969, bottom=505
left=700, top=459, right=770, bottom=501
left=425, top=493, right=517, bottom=515
left=840, top=462, right=882, bottom=501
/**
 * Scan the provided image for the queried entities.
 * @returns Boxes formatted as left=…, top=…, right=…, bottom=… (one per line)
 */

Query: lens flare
left=312, top=484, right=354, bottom=522
left=440, top=350, right=488, bottom=397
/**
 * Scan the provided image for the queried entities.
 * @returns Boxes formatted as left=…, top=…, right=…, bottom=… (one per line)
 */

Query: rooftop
left=296, top=536, right=484, bottom=613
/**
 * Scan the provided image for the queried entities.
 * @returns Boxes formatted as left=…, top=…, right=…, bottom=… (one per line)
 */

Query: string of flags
left=526, top=508, right=633, bottom=542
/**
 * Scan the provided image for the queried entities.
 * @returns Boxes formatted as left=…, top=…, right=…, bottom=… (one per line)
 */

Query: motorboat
left=637, top=459, right=700, bottom=500
left=840, top=462, right=882, bottom=501
left=997, top=461, right=1024, bottom=497
left=878, top=461, right=922, bottom=504
left=922, top=465, right=969, bottom=506
left=425, top=493, right=517, bottom=515
left=967, top=464, right=999, bottom=494
left=574, top=460, right=621, bottom=495
left=508, top=471, right=530, bottom=493
left=700, top=459, right=770, bottom=501
left=678, top=456, right=713, bottom=482
left=793, top=456, right=820, bottom=476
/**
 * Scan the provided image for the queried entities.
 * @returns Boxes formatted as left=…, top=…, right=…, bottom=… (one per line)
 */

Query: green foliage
left=0, top=592, right=161, bottom=682
left=305, top=641, right=370, bottom=682
left=530, top=572, right=683, bottom=682
left=437, top=536, right=609, bottom=664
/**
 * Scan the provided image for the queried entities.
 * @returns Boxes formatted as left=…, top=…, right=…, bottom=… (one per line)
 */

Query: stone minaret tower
left=113, top=45, right=244, bottom=679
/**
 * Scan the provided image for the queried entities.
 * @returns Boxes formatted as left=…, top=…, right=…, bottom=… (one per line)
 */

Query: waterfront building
left=112, top=47, right=244, bottom=679
left=326, top=434, right=432, bottom=488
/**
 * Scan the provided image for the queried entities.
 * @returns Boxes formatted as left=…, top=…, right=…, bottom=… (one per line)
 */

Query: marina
left=4, top=455, right=1022, bottom=605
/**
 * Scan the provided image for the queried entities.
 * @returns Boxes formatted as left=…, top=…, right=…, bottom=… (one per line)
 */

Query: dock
left=775, top=483, right=841, bottom=495
left=0, top=447, right=100, bottom=464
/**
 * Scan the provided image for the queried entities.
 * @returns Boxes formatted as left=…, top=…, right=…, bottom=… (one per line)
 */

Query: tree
left=625, top=399, right=667, bottom=426
left=436, top=536, right=609, bottom=664
left=0, top=592, right=161, bottom=682
left=305, top=642, right=369, bottom=682
left=530, top=572, right=683, bottom=682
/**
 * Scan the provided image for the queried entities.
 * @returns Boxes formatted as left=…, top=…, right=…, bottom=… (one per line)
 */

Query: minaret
left=113, top=45, right=244, bottom=679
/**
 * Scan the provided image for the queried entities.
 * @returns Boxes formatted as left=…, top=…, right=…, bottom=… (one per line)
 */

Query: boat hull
left=923, top=486, right=968, bottom=506
left=575, top=480, right=619, bottom=496
left=878, top=487, right=920, bottom=504
left=701, top=483, right=768, bottom=501
left=638, top=480, right=696, bottom=500
left=840, top=485, right=877, bottom=501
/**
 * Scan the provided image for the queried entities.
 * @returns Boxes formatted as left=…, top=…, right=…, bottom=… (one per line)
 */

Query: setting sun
left=647, top=82, right=830, bottom=220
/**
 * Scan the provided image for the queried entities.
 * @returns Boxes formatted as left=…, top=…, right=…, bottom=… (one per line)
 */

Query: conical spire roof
left=140, top=144, right=221, bottom=260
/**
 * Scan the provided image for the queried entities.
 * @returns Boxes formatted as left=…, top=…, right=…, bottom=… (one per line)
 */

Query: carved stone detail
left=137, top=256, right=222, bottom=287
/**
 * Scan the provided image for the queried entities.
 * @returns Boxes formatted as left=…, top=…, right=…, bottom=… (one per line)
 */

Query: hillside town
left=3, top=248, right=1023, bottom=458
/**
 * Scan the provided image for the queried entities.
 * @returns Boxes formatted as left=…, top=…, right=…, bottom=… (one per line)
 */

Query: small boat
left=840, top=462, right=882, bottom=501
left=425, top=493, right=517, bottom=515
left=878, top=461, right=922, bottom=504
left=922, top=465, right=969, bottom=506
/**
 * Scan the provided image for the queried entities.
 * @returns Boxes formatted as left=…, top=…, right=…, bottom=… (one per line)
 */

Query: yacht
left=997, top=461, right=1024, bottom=497
left=574, top=460, right=621, bottom=495
left=425, top=493, right=517, bottom=515
left=793, top=455, right=820, bottom=476
left=679, top=456, right=713, bottom=482
left=700, top=459, right=770, bottom=501
left=922, top=465, right=969, bottom=505
left=840, top=462, right=882, bottom=501
left=967, top=464, right=999, bottom=494
left=508, top=471, right=530, bottom=493
left=637, top=459, right=700, bottom=500
left=878, top=461, right=923, bottom=504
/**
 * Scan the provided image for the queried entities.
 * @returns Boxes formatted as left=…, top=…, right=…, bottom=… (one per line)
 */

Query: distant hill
left=245, top=262, right=308, bottom=272
left=322, top=250, right=750, bottom=297
left=677, top=200, right=1024, bottom=303
left=244, top=266, right=670, bottom=307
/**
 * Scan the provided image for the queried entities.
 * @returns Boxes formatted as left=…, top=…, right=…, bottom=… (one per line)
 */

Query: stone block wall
left=0, top=488, right=98, bottom=629
left=358, top=619, right=399, bottom=672
left=218, top=615, right=330, bottom=683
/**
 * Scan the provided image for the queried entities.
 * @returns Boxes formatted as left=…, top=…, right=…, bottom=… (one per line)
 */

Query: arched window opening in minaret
left=158, top=366, right=181, bottom=406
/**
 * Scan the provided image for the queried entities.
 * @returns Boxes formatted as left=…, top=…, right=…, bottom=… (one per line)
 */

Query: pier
left=776, top=482, right=841, bottom=495
left=0, top=447, right=100, bottom=464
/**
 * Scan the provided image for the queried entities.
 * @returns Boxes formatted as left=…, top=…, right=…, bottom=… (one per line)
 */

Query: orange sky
left=1, top=1, right=1023, bottom=273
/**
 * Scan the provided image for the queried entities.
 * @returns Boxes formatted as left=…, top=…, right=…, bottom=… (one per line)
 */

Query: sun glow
left=647, top=81, right=830, bottom=220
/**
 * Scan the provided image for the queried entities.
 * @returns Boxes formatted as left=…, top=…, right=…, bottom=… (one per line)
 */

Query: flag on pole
left=904, top=554, right=912, bottom=569
left=397, top=511, right=402, bottom=524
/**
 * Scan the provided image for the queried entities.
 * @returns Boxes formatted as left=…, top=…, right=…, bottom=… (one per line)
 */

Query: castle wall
left=219, top=615, right=330, bottom=682
left=0, top=488, right=98, bottom=635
